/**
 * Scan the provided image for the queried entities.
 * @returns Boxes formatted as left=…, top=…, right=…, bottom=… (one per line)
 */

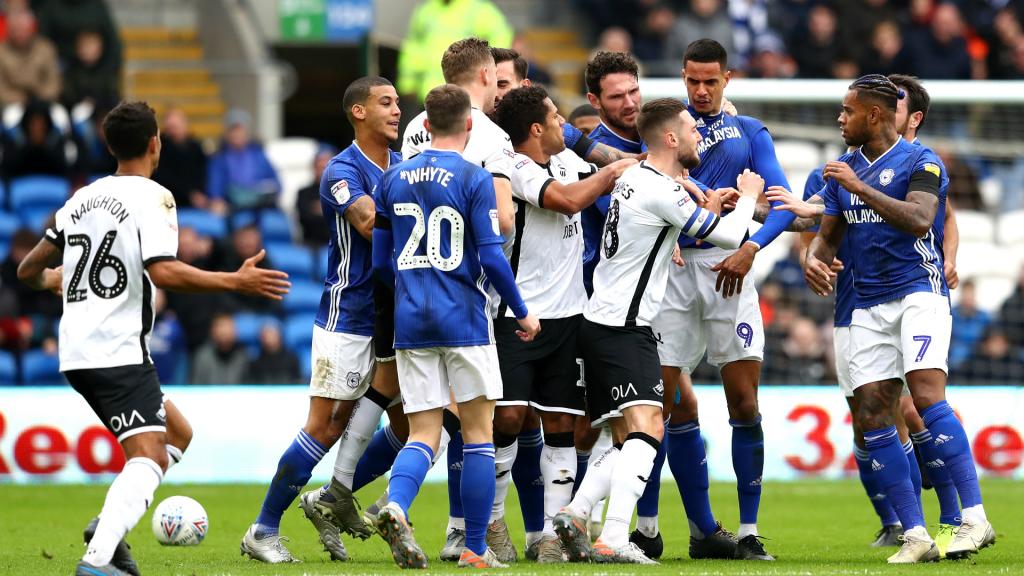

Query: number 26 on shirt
left=394, top=203, right=465, bottom=271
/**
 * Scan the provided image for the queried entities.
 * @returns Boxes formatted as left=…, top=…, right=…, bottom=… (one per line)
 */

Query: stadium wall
left=1, top=386, right=1020, bottom=484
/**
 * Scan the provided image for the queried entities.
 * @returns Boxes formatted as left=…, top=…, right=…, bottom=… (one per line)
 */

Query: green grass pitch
left=2, top=479, right=1017, bottom=575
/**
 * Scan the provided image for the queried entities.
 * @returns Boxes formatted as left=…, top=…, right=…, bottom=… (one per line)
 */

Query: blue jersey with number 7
left=376, top=149, right=505, bottom=349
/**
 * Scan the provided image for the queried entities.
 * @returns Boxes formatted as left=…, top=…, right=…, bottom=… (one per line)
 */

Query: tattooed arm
left=824, top=160, right=938, bottom=237
left=758, top=187, right=825, bottom=231
left=586, top=142, right=638, bottom=167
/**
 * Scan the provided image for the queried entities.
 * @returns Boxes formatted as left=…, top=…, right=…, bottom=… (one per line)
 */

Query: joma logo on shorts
left=109, top=410, right=145, bottom=432
left=610, top=383, right=638, bottom=400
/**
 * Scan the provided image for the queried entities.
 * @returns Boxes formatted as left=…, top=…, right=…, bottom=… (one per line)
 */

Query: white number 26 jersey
left=46, top=176, right=179, bottom=371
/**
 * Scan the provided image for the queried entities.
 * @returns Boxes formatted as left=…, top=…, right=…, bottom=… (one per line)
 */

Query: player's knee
left=728, top=398, right=759, bottom=422
left=574, top=423, right=600, bottom=450
left=493, top=406, right=526, bottom=437
left=672, top=390, right=699, bottom=422
left=168, top=418, right=193, bottom=453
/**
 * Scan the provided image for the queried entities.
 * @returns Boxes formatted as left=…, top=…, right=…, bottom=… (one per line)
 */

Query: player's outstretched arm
left=542, top=158, right=637, bottom=215
left=478, top=243, right=540, bottom=341
left=586, top=142, right=638, bottom=167
left=17, top=239, right=63, bottom=295
left=763, top=187, right=824, bottom=231
left=823, top=160, right=938, bottom=237
left=805, top=214, right=846, bottom=297
left=943, top=198, right=959, bottom=289
left=745, top=128, right=797, bottom=250
left=344, top=196, right=377, bottom=241
left=709, top=169, right=766, bottom=297
left=147, top=250, right=291, bottom=300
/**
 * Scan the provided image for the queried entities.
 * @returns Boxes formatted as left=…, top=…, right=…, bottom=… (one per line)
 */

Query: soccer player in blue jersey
left=240, top=76, right=402, bottom=564
left=373, top=84, right=541, bottom=569
left=650, top=39, right=795, bottom=561
left=806, top=74, right=993, bottom=563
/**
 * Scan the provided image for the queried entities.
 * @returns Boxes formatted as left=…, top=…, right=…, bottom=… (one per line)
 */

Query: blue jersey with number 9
left=376, top=149, right=505, bottom=349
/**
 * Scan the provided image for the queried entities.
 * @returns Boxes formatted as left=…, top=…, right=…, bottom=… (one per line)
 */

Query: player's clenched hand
left=804, top=255, right=835, bottom=296
left=516, top=313, right=541, bottom=342
left=722, top=97, right=738, bottom=117
left=711, top=244, right=756, bottom=298
left=823, top=161, right=861, bottom=192
left=43, top=266, right=62, bottom=296
left=718, top=187, right=740, bottom=211
left=944, top=259, right=959, bottom=290
left=672, top=244, right=685, bottom=267
left=676, top=175, right=707, bottom=205
left=605, top=158, right=639, bottom=179
left=765, top=186, right=815, bottom=217
left=736, top=169, right=764, bottom=199
left=236, top=249, right=291, bottom=300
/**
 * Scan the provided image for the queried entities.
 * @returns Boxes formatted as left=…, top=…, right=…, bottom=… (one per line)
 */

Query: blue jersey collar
left=352, top=140, right=391, bottom=172
left=856, top=138, right=902, bottom=167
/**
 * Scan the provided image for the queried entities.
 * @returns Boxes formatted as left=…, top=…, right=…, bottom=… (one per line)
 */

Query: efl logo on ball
left=152, top=495, right=209, bottom=546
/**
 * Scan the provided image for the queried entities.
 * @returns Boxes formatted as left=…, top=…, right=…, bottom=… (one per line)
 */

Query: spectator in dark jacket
left=295, top=146, right=335, bottom=247
left=60, top=29, right=119, bottom=108
left=35, top=0, right=121, bottom=74
left=860, top=20, right=914, bottom=76
left=906, top=2, right=973, bottom=79
left=206, top=109, right=281, bottom=212
left=190, top=313, right=249, bottom=384
left=246, top=322, right=301, bottom=384
left=952, top=328, right=1024, bottom=384
left=1, top=98, right=69, bottom=176
left=793, top=4, right=841, bottom=78
left=153, top=107, right=212, bottom=211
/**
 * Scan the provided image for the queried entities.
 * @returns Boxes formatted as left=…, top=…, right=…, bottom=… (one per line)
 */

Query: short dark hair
left=495, top=85, right=549, bottom=147
left=569, top=103, right=598, bottom=124
left=442, top=37, right=494, bottom=85
left=424, top=84, right=471, bottom=136
left=585, top=51, right=639, bottom=97
left=342, top=76, right=393, bottom=126
left=103, top=101, right=158, bottom=161
left=637, top=98, right=687, bottom=144
left=849, top=73, right=901, bottom=112
left=491, top=47, right=528, bottom=81
left=888, top=73, right=930, bottom=129
left=683, top=39, right=728, bottom=70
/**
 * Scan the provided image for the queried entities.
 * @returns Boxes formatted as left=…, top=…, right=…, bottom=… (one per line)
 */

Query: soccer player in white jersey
left=491, top=85, right=636, bottom=562
left=17, top=101, right=290, bottom=576
left=373, top=84, right=541, bottom=569
left=552, top=98, right=763, bottom=564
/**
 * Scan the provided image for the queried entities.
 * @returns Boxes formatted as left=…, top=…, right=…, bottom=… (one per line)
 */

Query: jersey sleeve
left=509, top=155, right=555, bottom=207
left=482, top=125, right=515, bottom=180
left=744, top=119, right=796, bottom=248
left=821, top=178, right=842, bottom=218
left=563, top=123, right=597, bottom=159
left=910, top=149, right=943, bottom=197
left=320, top=162, right=368, bottom=217
left=139, top=186, right=179, bottom=264
left=802, top=167, right=826, bottom=232
left=44, top=205, right=67, bottom=249
left=374, top=172, right=392, bottom=228
left=401, top=117, right=428, bottom=160
left=648, top=182, right=721, bottom=239
left=563, top=149, right=598, bottom=180
left=468, top=169, right=505, bottom=247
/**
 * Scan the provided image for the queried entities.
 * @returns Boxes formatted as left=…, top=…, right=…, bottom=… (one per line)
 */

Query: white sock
left=962, top=504, right=988, bottom=525
left=491, top=442, right=518, bottom=523
left=83, top=457, right=163, bottom=566
left=447, top=516, right=465, bottom=532
left=738, top=523, right=758, bottom=539
left=165, top=445, right=183, bottom=473
left=590, top=499, right=605, bottom=523
left=332, top=395, right=386, bottom=489
left=541, top=444, right=577, bottom=536
left=636, top=515, right=658, bottom=538
left=568, top=445, right=619, bottom=519
left=435, top=427, right=451, bottom=465
left=600, top=438, right=657, bottom=548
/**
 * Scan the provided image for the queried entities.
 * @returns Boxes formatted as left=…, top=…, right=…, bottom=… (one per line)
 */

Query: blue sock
left=388, top=441, right=433, bottom=517
left=731, top=416, right=764, bottom=525
left=921, top=400, right=983, bottom=510
left=352, top=424, right=404, bottom=492
left=255, top=430, right=327, bottom=536
left=573, top=449, right=590, bottom=498
left=853, top=444, right=899, bottom=527
left=903, top=439, right=923, bottom=518
left=911, top=429, right=962, bottom=525
left=864, top=425, right=924, bottom=530
left=635, top=437, right=666, bottom=520
left=511, top=427, right=544, bottom=534
left=462, top=443, right=496, bottom=556
left=667, top=420, right=718, bottom=537
left=447, top=430, right=465, bottom=520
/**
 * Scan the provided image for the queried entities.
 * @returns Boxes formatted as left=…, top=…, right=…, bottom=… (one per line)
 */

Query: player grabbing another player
left=806, top=74, right=993, bottom=563
left=240, top=76, right=401, bottom=563
left=17, top=101, right=290, bottom=576
left=492, top=85, right=636, bottom=562
left=554, top=98, right=763, bottom=565
left=373, top=84, right=541, bottom=569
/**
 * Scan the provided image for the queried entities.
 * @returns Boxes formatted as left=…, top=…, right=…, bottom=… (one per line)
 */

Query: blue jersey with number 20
left=376, top=149, right=505, bottom=349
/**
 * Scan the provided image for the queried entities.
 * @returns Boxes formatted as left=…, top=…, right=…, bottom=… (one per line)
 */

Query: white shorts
left=652, top=247, right=764, bottom=372
left=849, top=291, right=952, bottom=390
left=833, top=326, right=855, bottom=398
left=309, top=325, right=375, bottom=400
left=396, top=345, right=503, bottom=414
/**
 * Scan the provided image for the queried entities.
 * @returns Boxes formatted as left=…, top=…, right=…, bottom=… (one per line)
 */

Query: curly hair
left=585, top=51, right=639, bottom=97
left=494, top=85, right=550, bottom=147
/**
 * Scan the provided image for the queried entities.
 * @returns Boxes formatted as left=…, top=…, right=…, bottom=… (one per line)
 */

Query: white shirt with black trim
left=401, top=107, right=514, bottom=179
left=586, top=161, right=741, bottom=327
left=497, top=149, right=596, bottom=319
left=46, top=176, right=179, bottom=371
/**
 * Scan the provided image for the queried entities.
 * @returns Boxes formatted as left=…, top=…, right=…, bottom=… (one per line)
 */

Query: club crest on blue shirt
left=331, top=179, right=350, bottom=204
left=879, top=168, right=895, bottom=186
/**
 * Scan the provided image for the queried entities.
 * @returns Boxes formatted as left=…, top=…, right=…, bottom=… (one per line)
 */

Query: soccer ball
left=151, top=496, right=208, bottom=546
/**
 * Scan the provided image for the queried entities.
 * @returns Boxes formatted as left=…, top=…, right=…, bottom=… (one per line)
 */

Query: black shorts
left=65, top=363, right=166, bottom=441
left=495, top=314, right=585, bottom=414
left=373, top=281, right=396, bottom=362
left=578, top=318, right=664, bottom=426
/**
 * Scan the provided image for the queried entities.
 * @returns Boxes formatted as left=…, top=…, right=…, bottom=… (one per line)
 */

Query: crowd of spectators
left=574, top=0, right=1024, bottom=80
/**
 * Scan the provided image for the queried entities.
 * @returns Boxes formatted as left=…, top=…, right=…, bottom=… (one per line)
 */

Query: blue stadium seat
left=317, top=245, right=330, bottom=281
left=233, top=313, right=276, bottom=351
left=8, top=176, right=70, bottom=211
left=19, top=206, right=56, bottom=231
left=0, top=350, right=16, bottom=384
left=177, top=209, right=227, bottom=239
left=0, top=211, right=20, bottom=238
left=267, top=242, right=315, bottom=281
left=284, top=314, right=313, bottom=353
left=282, top=280, right=322, bottom=315
left=0, top=240, right=9, bottom=261
left=260, top=210, right=293, bottom=242
left=20, top=349, right=63, bottom=385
